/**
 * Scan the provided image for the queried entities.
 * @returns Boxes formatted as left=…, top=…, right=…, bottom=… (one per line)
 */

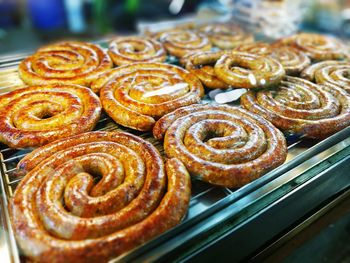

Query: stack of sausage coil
left=10, top=131, right=191, bottom=263
left=4, top=24, right=350, bottom=263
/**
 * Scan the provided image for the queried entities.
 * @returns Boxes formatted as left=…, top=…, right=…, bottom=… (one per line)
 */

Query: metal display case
left=0, top=41, right=350, bottom=263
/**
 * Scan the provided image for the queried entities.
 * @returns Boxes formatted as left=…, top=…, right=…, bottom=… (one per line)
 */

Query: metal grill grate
left=0, top=111, right=308, bottom=222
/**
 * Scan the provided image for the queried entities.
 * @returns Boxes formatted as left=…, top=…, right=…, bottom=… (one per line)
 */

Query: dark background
left=1, top=1, right=350, bottom=55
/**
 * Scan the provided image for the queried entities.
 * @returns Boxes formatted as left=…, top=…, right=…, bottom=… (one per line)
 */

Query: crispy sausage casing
left=0, top=84, right=101, bottom=148
left=18, top=41, right=112, bottom=86
left=184, top=50, right=229, bottom=89
left=301, top=60, right=350, bottom=93
left=153, top=104, right=287, bottom=188
left=156, top=30, right=212, bottom=58
left=241, top=76, right=350, bottom=138
left=214, top=52, right=285, bottom=89
left=277, top=33, right=348, bottom=61
left=10, top=131, right=191, bottom=263
left=198, top=23, right=254, bottom=50
left=234, top=43, right=311, bottom=75
left=233, top=42, right=272, bottom=56
left=108, top=36, right=166, bottom=65
left=269, top=46, right=311, bottom=75
left=93, top=62, right=204, bottom=131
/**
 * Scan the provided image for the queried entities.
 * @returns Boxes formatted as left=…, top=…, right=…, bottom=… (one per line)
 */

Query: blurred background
left=1, top=0, right=350, bottom=55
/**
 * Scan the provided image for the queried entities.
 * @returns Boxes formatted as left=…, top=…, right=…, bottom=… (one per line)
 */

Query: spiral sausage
left=233, top=42, right=272, bottom=56
left=234, top=43, right=311, bottom=75
left=214, top=52, right=285, bottom=89
left=18, top=41, right=112, bottom=86
left=153, top=104, right=287, bottom=188
left=184, top=50, right=229, bottom=89
left=108, top=36, right=166, bottom=65
left=156, top=30, right=212, bottom=58
left=198, top=23, right=254, bottom=50
left=269, top=46, right=311, bottom=75
left=241, top=76, right=350, bottom=138
left=301, top=60, right=348, bottom=81
left=144, top=23, right=195, bottom=37
left=277, top=33, right=348, bottom=61
left=93, top=62, right=204, bottom=131
left=0, top=84, right=101, bottom=148
left=301, top=60, right=350, bottom=93
left=10, top=131, right=191, bottom=263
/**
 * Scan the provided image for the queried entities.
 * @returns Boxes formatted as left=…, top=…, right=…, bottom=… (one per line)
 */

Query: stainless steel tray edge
left=0, top=154, right=20, bottom=263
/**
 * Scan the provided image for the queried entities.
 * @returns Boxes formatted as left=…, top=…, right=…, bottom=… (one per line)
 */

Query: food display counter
left=0, top=35, right=349, bottom=261
left=0, top=1, right=350, bottom=263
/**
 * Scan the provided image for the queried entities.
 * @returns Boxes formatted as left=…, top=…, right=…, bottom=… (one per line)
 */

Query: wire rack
left=0, top=109, right=309, bottom=221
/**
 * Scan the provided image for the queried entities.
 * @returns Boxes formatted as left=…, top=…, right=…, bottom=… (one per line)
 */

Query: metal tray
left=0, top=48, right=350, bottom=263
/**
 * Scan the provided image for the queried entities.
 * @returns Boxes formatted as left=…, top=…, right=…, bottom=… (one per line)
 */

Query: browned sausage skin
left=0, top=84, right=101, bottom=148
left=184, top=50, right=229, bottom=89
left=18, top=41, right=112, bottom=86
left=276, top=33, right=348, bottom=61
left=153, top=104, right=287, bottom=188
left=10, top=131, right=191, bottom=263
left=233, top=42, right=272, bottom=55
left=93, top=62, right=204, bottom=131
left=241, top=76, right=350, bottom=138
left=198, top=23, right=254, bottom=50
left=155, top=29, right=212, bottom=58
left=301, top=60, right=350, bottom=93
left=269, top=46, right=311, bottom=75
left=108, top=36, right=166, bottom=65
left=301, top=60, right=349, bottom=81
left=214, top=51, right=285, bottom=89
left=234, top=43, right=311, bottom=75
